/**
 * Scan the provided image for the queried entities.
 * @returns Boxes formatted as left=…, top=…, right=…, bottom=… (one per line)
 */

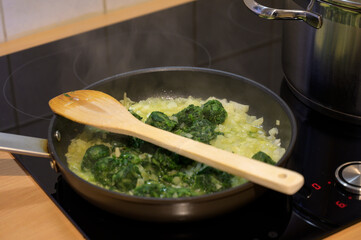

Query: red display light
left=311, top=183, right=321, bottom=190
left=336, top=201, right=347, bottom=208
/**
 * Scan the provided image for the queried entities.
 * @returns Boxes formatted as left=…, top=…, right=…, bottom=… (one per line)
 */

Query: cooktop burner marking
left=2, top=54, right=53, bottom=120
left=2, top=47, right=79, bottom=121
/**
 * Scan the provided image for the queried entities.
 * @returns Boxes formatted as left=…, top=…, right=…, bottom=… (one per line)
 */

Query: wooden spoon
left=49, top=90, right=304, bottom=195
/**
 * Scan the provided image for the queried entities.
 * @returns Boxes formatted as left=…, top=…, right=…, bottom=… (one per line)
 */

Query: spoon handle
left=102, top=120, right=304, bottom=195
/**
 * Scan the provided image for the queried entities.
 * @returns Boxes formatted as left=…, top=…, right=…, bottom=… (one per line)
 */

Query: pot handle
left=243, top=0, right=322, bottom=28
left=0, top=132, right=51, bottom=158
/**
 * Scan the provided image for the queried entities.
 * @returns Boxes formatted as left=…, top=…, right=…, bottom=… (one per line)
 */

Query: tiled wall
left=106, top=0, right=147, bottom=10
left=0, top=11, right=5, bottom=42
left=0, top=0, right=148, bottom=42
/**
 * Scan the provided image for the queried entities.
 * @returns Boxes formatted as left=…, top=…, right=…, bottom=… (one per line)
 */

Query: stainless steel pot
left=244, top=0, right=361, bottom=124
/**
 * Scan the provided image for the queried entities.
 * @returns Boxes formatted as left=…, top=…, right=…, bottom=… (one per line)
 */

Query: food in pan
left=66, top=95, right=285, bottom=198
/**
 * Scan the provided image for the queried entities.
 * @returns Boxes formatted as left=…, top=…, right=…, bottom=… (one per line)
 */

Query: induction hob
left=1, top=0, right=361, bottom=239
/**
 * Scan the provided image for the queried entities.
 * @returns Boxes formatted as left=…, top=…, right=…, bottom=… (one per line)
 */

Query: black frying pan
left=1, top=67, right=297, bottom=222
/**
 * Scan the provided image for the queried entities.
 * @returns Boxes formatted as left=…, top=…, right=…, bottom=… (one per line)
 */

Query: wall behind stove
left=0, top=0, right=148, bottom=42
left=0, top=11, right=4, bottom=42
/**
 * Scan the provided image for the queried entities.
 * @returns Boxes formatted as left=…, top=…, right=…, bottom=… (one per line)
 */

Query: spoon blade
left=49, top=90, right=131, bottom=130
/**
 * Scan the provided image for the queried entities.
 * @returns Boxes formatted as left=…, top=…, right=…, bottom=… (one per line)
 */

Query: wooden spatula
left=49, top=90, right=304, bottom=195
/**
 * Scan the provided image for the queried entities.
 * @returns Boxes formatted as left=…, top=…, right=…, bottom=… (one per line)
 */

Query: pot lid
left=321, top=0, right=361, bottom=9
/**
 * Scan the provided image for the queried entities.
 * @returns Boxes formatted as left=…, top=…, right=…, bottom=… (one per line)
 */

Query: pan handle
left=243, top=0, right=322, bottom=29
left=0, top=132, right=51, bottom=158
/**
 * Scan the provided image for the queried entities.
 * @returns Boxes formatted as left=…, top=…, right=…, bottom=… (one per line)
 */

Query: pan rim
left=48, top=66, right=297, bottom=203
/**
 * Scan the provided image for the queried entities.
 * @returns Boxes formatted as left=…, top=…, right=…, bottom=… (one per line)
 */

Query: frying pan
left=0, top=67, right=297, bottom=222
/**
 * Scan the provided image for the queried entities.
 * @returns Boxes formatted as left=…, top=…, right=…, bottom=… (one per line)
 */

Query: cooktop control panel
left=293, top=164, right=361, bottom=229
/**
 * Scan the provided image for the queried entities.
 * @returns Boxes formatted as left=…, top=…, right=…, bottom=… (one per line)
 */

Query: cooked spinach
left=145, top=111, right=177, bottom=131
left=173, top=104, right=203, bottom=126
left=172, top=100, right=226, bottom=143
left=174, top=119, right=221, bottom=144
left=112, top=163, right=142, bottom=192
left=80, top=99, right=275, bottom=198
left=92, top=156, right=121, bottom=186
left=201, top=99, right=228, bottom=124
left=252, top=151, right=275, bottom=165
left=81, top=144, right=110, bottom=170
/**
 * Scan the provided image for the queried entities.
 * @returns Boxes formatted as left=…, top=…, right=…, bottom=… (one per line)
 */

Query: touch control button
left=335, top=161, right=361, bottom=194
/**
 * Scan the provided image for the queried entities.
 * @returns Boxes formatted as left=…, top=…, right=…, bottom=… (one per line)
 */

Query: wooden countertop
left=325, top=221, right=361, bottom=239
left=0, top=0, right=360, bottom=238
left=0, top=151, right=84, bottom=239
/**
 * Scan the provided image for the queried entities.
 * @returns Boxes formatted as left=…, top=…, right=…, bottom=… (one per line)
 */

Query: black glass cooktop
left=1, top=0, right=361, bottom=239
